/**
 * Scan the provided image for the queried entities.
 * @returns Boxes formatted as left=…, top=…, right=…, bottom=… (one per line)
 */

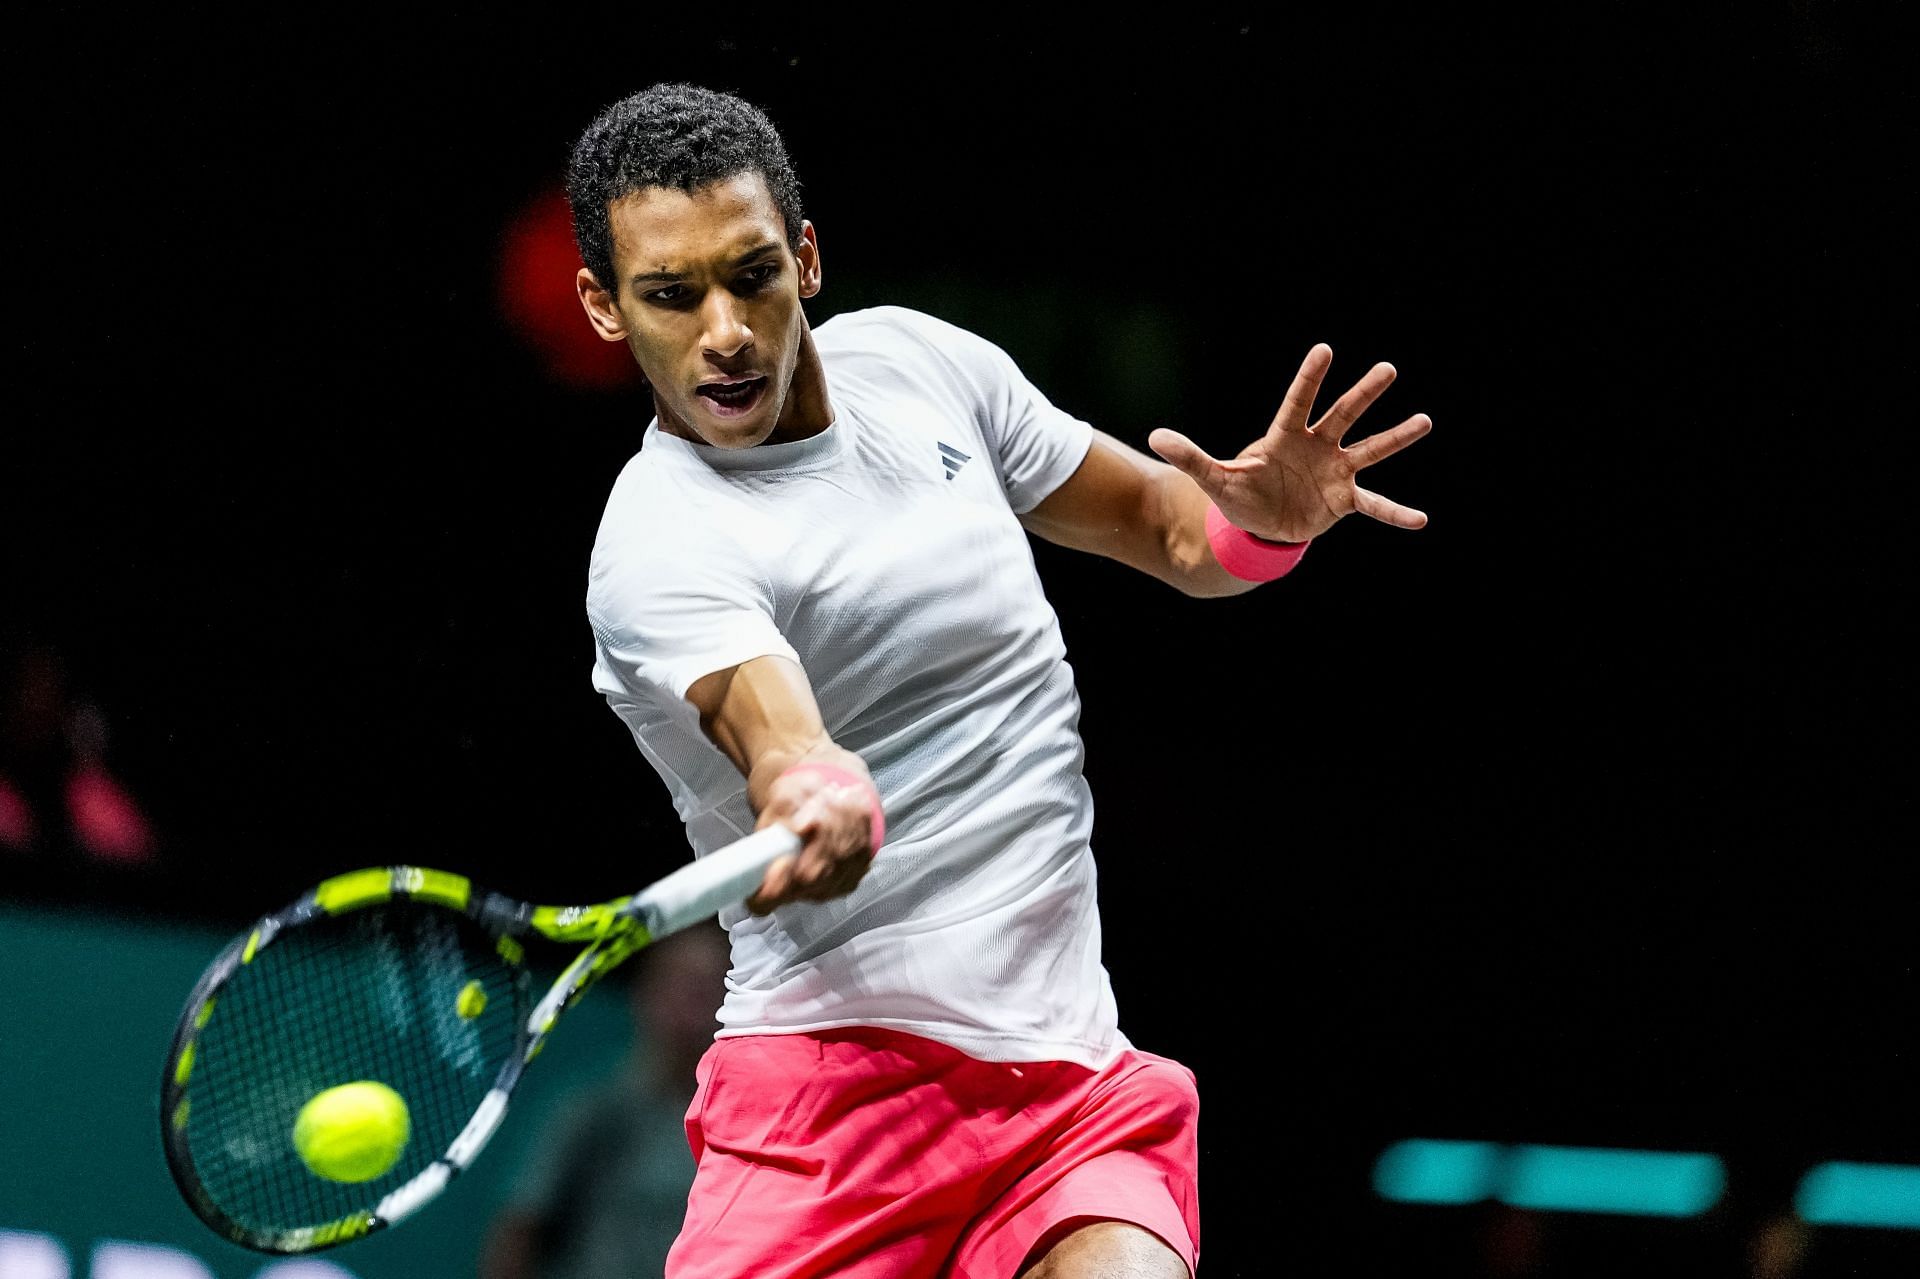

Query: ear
left=577, top=268, right=629, bottom=342
left=795, top=221, right=822, bottom=300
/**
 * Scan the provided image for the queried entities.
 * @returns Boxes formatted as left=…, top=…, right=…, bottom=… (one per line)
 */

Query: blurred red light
left=497, top=185, right=638, bottom=391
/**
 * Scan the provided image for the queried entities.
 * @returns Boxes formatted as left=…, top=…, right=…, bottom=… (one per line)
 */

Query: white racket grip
left=629, top=825, right=802, bottom=937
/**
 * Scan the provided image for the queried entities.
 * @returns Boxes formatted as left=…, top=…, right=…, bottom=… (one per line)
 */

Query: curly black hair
left=567, top=83, right=806, bottom=296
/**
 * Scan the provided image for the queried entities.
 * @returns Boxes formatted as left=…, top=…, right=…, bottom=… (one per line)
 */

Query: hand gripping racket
left=159, top=824, right=797, bottom=1253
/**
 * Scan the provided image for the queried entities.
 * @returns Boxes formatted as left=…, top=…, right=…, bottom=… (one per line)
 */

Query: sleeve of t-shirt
left=893, top=309, right=1095, bottom=514
left=589, top=528, right=799, bottom=713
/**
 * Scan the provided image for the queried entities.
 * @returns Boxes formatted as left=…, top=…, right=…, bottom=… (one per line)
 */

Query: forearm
left=687, top=655, right=882, bottom=913
left=1022, top=431, right=1260, bottom=598
left=689, top=655, right=877, bottom=816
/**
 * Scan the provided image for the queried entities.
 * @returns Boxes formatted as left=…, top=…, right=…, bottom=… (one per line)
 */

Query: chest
left=716, top=400, right=1053, bottom=716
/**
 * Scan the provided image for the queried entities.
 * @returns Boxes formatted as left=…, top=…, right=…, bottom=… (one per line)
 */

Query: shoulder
left=817, top=306, right=1018, bottom=401
left=588, top=449, right=672, bottom=573
left=820, top=305, right=1009, bottom=366
left=585, top=450, right=757, bottom=623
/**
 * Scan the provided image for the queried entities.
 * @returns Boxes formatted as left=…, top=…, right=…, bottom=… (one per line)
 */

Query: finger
left=792, top=826, right=871, bottom=896
left=782, top=796, right=825, bottom=836
left=747, top=855, right=797, bottom=914
left=1148, top=428, right=1232, bottom=499
left=800, top=851, right=873, bottom=901
left=1353, top=486, right=1428, bottom=529
left=795, top=844, right=828, bottom=888
left=1312, top=362, right=1396, bottom=445
left=1343, top=413, right=1432, bottom=470
left=1267, top=343, right=1333, bottom=437
left=794, top=823, right=852, bottom=888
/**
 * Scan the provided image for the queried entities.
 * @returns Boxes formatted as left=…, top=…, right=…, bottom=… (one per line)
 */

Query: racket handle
left=629, top=825, right=802, bottom=937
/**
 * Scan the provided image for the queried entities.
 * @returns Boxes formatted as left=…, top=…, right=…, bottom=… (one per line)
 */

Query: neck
left=764, top=322, right=833, bottom=444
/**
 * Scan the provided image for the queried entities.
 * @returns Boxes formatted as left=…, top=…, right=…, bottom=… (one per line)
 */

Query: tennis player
left=570, top=84, right=1430, bottom=1279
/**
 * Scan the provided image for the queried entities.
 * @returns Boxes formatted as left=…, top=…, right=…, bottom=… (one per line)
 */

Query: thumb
left=1148, top=428, right=1226, bottom=497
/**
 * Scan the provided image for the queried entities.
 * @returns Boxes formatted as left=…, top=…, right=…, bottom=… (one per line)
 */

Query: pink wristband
left=778, top=762, right=886, bottom=850
left=1205, top=502, right=1309, bottom=582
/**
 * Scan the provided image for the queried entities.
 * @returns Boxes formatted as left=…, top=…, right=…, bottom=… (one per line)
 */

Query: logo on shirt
left=938, top=441, right=972, bottom=481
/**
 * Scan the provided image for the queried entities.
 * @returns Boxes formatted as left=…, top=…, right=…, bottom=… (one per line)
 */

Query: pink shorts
left=665, top=1026, right=1200, bottom=1279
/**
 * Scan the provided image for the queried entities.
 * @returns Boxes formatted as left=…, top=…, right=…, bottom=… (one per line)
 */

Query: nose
left=701, top=292, right=753, bottom=360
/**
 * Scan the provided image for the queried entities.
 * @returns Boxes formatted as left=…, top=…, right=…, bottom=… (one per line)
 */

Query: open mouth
left=696, top=376, right=768, bottom=418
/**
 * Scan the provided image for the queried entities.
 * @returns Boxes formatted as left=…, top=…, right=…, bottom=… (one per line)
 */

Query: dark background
left=6, top=6, right=1913, bottom=1275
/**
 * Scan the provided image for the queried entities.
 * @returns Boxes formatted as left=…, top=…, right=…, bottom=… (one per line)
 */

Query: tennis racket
left=159, top=823, right=797, bottom=1253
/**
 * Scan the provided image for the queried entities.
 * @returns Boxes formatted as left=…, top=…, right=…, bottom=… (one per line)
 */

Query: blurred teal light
left=1796, top=1162, right=1920, bottom=1229
left=1500, top=1145, right=1724, bottom=1217
left=1372, top=1139, right=1501, bottom=1204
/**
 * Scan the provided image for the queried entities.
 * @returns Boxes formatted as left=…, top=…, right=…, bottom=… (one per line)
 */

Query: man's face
left=580, top=171, right=821, bottom=448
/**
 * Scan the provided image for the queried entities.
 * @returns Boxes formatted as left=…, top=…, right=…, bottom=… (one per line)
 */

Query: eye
left=738, top=263, right=780, bottom=292
left=645, top=284, right=690, bottom=305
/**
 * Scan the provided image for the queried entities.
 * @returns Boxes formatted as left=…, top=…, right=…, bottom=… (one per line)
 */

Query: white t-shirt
left=587, top=305, right=1124, bottom=1068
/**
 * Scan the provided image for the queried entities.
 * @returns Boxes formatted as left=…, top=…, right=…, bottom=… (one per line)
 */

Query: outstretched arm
left=1020, top=344, right=1431, bottom=596
left=686, top=655, right=882, bottom=914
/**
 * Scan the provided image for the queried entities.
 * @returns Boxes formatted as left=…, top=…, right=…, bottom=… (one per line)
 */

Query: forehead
left=607, top=171, right=785, bottom=275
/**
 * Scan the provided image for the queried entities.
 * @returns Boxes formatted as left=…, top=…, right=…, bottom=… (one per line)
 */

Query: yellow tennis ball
left=455, top=980, right=488, bottom=1020
left=292, top=1081, right=411, bottom=1183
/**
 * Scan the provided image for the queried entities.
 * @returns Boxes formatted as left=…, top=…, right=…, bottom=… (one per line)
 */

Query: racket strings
left=183, top=904, right=524, bottom=1235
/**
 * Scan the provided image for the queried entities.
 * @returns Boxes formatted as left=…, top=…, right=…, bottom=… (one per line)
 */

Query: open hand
left=1148, top=344, right=1431, bottom=544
